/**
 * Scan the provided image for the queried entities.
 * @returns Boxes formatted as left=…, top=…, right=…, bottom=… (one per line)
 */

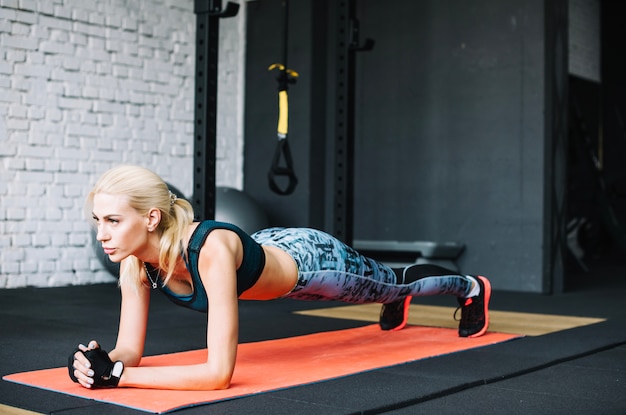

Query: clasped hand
left=68, top=340, right=123, bottom=388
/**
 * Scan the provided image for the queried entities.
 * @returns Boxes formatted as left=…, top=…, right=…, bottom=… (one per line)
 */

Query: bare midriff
left=238, top=245, right=298, bottom=300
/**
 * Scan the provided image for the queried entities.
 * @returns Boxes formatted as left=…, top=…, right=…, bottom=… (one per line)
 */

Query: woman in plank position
left=69, top=165, right=491, bottom=390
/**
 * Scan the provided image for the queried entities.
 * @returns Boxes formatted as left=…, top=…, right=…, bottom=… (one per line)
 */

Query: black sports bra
left=154, top=220, right=266, bottom=312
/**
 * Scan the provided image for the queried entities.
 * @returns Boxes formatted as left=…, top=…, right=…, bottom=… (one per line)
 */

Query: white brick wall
left=0, top=0, right=247, bottom=288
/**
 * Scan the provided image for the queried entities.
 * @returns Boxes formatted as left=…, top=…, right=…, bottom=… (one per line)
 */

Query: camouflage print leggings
left=251, top=227, right=473, bottom=304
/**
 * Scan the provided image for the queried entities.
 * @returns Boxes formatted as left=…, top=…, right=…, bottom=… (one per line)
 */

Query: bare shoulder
left=195, top=227, right=242, bottom=299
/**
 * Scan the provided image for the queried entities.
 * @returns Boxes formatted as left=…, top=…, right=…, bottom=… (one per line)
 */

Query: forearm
left=108, top=347, right=142, bottom=367
left=119, top=363, right=232, bottom=390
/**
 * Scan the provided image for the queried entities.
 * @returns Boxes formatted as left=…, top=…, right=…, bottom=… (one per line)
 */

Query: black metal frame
left=332, top=0, right=373, bottom=245
left=193, top=0, right=373, bottom=237
left=543, top=0, right=569, bottom=293
left=192, top=0, right=239, bottom=220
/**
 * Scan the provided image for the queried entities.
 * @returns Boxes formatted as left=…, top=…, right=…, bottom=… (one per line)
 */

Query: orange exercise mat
left=3, top=325, right=520, bottom=413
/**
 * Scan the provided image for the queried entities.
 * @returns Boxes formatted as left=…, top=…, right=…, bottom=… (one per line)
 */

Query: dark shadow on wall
left=565, top=1, right=626, bottom=291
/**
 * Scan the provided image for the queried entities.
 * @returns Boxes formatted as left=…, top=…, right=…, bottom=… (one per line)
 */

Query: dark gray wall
left=244, top=0, right=327, bottom=229
left=351, top=1, right=546, bottom=291
left=245, top=0, right=549, bottom=293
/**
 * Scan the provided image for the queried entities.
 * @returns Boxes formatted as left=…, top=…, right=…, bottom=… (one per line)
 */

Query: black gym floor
left=1, top=258, right=625, bottom=414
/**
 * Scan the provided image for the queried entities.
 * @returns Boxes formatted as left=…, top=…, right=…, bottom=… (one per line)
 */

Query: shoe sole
left=389, top=295, right=412, bottom=331
left=467, top=276, right=491, bottom=338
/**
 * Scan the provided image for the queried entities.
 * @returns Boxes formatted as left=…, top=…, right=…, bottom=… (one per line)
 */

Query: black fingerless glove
left=84, top=347, right=124, bottom=387
left=67, top=347, right=124, bottom=388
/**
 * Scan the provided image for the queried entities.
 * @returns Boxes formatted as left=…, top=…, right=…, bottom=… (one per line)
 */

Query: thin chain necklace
left=143, top=263, right=159, bottom=289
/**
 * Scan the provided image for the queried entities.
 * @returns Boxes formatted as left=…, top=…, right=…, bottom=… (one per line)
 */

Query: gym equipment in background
left=192, top=0, right=239, bottom=220
left=353, top=240, right=465, bottom=272
left=267, top=0, right=299, bottom=195
left=214, top=187, right=270, bottom=234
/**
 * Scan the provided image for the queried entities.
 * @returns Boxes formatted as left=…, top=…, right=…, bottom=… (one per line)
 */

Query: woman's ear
left=146, top=208, right=162, bottom=232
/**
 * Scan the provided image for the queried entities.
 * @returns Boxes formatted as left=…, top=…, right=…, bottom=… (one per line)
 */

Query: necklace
left=143, top=263, right=159, bottom=289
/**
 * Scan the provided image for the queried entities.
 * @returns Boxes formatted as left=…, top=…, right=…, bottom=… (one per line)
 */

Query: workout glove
left=68, top=347, right=124, bottom=388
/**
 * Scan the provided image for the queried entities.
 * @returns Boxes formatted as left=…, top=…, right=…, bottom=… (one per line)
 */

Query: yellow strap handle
left=268, top=63, right=298, bottom=139
left=277, top=90, right=288, bottom=137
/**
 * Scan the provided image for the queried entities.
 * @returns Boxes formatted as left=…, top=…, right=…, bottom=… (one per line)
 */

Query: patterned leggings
left=251, top=227, right=474, bottom=304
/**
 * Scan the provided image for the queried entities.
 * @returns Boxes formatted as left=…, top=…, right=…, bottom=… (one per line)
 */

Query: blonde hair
left=86, top=165, right=195, bottom=290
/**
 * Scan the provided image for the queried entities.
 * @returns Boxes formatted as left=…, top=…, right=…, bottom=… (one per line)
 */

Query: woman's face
left=92, top=193, right=152, bottom=262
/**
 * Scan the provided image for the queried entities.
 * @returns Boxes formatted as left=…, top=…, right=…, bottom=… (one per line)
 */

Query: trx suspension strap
left=268, top=0, right=299, bottom=195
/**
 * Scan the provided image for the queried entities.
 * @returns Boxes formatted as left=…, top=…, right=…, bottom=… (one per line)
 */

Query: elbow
left=185, top=375, right=231, bottom=391
left=209, top=371, right=232, bottom=390
left=199, top=366, right=233, bottom=390
left=212, top=380, right=231, bottom=390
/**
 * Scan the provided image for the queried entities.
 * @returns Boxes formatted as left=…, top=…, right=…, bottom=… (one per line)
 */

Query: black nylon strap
left=268, top=138, right=298, bottom=195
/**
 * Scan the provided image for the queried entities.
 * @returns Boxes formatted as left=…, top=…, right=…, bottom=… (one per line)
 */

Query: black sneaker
left=455, top=276, right=491, bottom=338
left=379, top=296, right=412, bottom=331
